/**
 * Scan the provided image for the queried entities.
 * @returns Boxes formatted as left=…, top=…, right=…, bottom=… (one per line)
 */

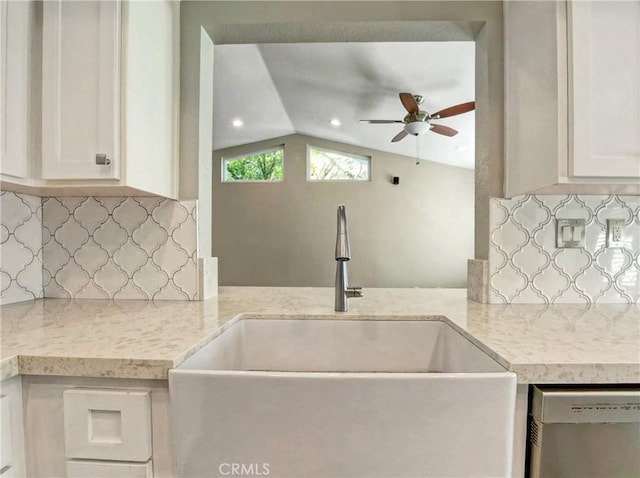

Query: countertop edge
left=3, top=310, right=639, bottom=384
left=14, top=355, right=172, bottom=381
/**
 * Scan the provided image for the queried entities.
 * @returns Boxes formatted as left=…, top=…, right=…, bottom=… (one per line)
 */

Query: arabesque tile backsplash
left=0, top=191, right=44, bottom=304
left=43, top=197, right=198, bottom=300
left=2, top=191, right=639, bottom=305
left=489, top=195, right=639, bottom=304
left=1, top=191, right=199, bottom=304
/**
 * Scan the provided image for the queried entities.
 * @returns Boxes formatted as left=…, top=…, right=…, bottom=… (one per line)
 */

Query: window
left=222, top=146, right=284, bottom=182
left=307, top=146, right=370, bottom=181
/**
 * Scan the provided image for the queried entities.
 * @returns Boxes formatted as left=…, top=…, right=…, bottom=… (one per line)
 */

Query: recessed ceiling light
left=330, top=118, right=341, bottom=126
left=232, top=119, right=243, bottom=127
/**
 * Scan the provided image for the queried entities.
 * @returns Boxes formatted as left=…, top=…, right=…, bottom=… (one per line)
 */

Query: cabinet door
left=569, top=1, right=640, bottom=178
left=42, top=0, right=120, bottom=180
left=0, top=377, right=26, bottom=478
left=0, top=0, right=31, bottom=179
left=0, top=394, right=13, bottom=471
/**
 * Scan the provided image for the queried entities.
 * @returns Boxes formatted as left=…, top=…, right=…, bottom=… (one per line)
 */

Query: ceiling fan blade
left=432, top=101, right=475, bottom=119
left=399, top=93, right=419, bottom=114
left=391, top=130, right=408, bottom=142
left=360, top=119, right=404, bottom=124
left=430, top=124, right=458, bottom=137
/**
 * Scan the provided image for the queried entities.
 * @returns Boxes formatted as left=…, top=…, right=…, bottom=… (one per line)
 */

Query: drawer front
left=67, top=459, right=153, bottom=478
left=63, top=389, right=151, bottom=462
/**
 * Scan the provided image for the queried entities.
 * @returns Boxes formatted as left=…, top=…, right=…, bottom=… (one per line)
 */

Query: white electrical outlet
left=606, top=219, right=625, bottom=248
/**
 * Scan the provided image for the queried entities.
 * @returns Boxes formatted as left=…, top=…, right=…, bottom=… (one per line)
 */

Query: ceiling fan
left=360, top=93, right=475, bottom=143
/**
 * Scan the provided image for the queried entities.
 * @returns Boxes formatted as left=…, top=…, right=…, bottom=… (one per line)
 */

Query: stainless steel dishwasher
left=528, top=386, right=640, bottom=478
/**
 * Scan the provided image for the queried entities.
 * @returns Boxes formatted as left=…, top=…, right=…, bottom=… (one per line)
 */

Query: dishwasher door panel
left=529, top=421, right=640, bottom=477
left=529, top=386, right=640, bottom=478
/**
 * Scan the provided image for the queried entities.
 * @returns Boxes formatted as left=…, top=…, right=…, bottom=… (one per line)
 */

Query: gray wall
left=180, top=1, right=503, bottom=261
left=213, top=134, right=474, bottom=288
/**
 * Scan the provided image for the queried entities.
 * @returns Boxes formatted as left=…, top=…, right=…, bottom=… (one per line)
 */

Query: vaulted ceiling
left=213, top=42, right=475, bottom=169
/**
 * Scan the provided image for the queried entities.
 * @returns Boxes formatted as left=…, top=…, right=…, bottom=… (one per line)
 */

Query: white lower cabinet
left=22, top=376, right=174, bottom=478
left=0, top=395, right=12, bottom=472
left=0, top=376, right=26, bottom=478
left=67, top=460, right=153, bottom=478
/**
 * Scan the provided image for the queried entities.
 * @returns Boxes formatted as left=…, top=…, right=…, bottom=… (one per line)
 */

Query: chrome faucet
left=334, top=205, right=363, bottom=311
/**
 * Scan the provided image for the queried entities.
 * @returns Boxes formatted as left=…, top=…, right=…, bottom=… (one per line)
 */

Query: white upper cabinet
left=504, top=0, right=640, bottom=197
left=42, top=0, right=121, bottom=180
left=568, top=1, right=640, bottom=178
left=0, top=0, right=32, bottom=180
left=1, top=0, right=179, bottom=198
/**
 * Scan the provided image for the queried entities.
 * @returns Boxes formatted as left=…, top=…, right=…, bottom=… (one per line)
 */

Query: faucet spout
left=334, top=205, right=363, bottom=312
left=335, top=205, right=350, bottom=261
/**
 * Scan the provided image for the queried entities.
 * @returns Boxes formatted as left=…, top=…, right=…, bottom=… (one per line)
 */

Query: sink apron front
left=170, top=318, right=516, bottom=477
left=170, top=370, right=515, bottom=477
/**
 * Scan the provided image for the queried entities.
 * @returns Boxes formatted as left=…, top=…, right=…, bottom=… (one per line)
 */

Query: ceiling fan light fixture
left=404, top=122, right=430, bottom=136
left=362, top=93, right=474, bottom=143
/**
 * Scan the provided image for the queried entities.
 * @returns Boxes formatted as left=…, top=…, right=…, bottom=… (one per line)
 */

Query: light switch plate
left=556, top=219, right=585, bottom=248
left=606, top=219, right=625, bottom=248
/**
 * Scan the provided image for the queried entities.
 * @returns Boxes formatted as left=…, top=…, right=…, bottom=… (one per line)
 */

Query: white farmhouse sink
left=169, top=318, right=516, bottom=478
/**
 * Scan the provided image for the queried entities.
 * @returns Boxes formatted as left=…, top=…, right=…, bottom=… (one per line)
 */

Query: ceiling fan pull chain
left=416, top=137, right=421, bottom=165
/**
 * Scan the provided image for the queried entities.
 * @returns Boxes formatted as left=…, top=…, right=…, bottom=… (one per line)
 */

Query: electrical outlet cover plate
left=556, top=219, right=585, bottom=248
left=606, top=219, right=625, bottom=248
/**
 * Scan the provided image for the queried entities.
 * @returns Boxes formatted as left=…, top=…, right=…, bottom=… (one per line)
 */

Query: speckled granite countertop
left=1, top=287, right=639, bottom=384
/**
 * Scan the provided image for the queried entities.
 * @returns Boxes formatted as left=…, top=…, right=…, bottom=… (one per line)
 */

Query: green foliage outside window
left=308, top=147, right=370, bottom=181
left=223, top=148, right=284, bottom=181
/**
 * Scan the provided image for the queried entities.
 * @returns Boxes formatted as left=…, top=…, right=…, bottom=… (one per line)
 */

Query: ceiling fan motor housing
left=404, top=112, right=429, bottom=123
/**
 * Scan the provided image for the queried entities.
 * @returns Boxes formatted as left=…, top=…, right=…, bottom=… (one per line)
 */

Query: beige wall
left=213, top=134, right=474, bottom=287
left=180, top=1, right=503, bottom=261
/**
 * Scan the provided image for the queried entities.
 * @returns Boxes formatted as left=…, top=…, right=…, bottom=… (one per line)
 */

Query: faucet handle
left=346, top=287, right=363, bottom=298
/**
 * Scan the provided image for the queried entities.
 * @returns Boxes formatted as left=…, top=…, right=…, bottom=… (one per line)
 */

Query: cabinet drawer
left=67, top=459, right=152, bottom=478
left=63, top=389, right=151, bottom=462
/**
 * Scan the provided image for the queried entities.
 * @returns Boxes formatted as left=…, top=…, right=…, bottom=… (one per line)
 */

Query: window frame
left=306, top=145, right=371, bottom=182
left=221, top=145, right=285, bottom=183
